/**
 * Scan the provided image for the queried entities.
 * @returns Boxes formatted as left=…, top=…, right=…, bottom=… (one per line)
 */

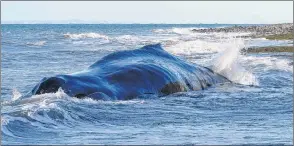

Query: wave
left=61, top=29, right=284, bottom=87
left=30, top=44, right=228, bottom=100
left=153, top=27, right=196, bottom=35
left=152, top=29, right=166, bottom=33
left=152, top=27, right=251, bottom=36
left=63, top=33, right=143, bottom=45
left=3, top=88, right=144, bottom=108
left=170, top=28, right=194, bottom=35
left=165, top=36, right=259, bottom=86
left=2, top=40, right=232, bottom=138
left=26, top=41, right=46, bottom=46
left=12, top=88, right=22, bottom=101
left=113, top=35, right=141, bottom=44
left=165, top=40, right=224, bottom=54
left=243, top=56, right=293, bottom=73
left=63, top=32, right=109, bottom=40
left=1, top=88, right=146, bottom=137
left=210, top=38, right=259, bottom=86
left=61, top=30, right=251, bottom=48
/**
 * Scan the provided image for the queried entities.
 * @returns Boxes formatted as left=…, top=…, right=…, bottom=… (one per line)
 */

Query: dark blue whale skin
left=31, top=44, right=229, bottom=100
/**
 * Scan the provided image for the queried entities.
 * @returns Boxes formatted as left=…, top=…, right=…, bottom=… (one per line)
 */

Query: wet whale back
left=32, top=44, right=229, bottom=100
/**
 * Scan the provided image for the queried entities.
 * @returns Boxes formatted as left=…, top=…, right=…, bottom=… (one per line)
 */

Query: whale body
left=32, top=44, right=229, bottom=100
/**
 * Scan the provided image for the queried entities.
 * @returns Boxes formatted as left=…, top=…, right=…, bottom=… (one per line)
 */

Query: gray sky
left=2, top=1, right=293, bottom=24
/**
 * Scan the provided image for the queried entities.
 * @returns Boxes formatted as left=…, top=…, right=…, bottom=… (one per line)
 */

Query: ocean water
left=1, top=24, right=293, bottom=144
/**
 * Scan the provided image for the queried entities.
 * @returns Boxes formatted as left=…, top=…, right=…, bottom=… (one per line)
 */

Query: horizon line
left=2, top=22, right=293, bottom=25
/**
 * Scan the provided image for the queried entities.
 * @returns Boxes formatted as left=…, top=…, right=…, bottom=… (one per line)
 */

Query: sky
left=1, top=1, right=293, bottom=24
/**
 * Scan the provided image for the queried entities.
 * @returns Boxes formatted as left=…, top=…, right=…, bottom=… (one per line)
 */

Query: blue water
left=1, top=24, right=293, bottom=144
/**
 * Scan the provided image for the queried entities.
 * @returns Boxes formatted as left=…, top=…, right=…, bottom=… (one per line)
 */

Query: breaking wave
left=153, top=27, right=196, bottom=35
left=1, top=88, right=146, bottom=140
left=26, top=41, right=46, bottom=46
left=210, top=38, right=259, bottom=86
left=64, top=33, right=109, bottom=40
left=165, top=36, right=259, bottom=86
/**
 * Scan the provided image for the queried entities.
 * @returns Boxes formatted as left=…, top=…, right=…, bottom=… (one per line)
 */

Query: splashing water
left=2, top=24, right=292, bottom=145
left=210, top=38, right=259, bottom=86
left=12, top=88, right=22, bottom=101
left=163, top=31, right=259, bottom=86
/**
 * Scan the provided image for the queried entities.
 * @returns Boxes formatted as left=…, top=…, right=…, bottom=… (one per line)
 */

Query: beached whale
left=31, top=44, right=229, bottom=100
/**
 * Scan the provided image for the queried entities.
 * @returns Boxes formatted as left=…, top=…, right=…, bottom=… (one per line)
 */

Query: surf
left=30, top=44, right=229, bottom=100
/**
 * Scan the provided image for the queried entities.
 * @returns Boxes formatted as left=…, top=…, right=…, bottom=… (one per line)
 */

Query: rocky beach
left=193, top=23, right=293, bottom=38
left=193, top=23, right=293, bottom=53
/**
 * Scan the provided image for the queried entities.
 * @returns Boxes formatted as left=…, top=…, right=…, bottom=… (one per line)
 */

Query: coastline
left=193, top=23, right=293, bottom=53
left=246, top=46, right=293, bottom=53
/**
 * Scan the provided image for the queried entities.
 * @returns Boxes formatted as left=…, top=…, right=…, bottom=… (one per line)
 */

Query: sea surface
left=1, top=24, right=293, bottom=144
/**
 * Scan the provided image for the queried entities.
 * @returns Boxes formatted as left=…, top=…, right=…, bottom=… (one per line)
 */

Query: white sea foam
left=26, top=41, right=46, bottom=46
left=153, top=27, right=196, bottom=35
left=1, top=87, right=145, bottom=133
left=1, top=116, right=22, bottom=138
left=12, top=88, right=22, bottom=101
left=153, top=27, right=252, bottom=37
left=171, top=28, right=194, bottom=35
left=164, top=33, right=259, bottom=86
left=64, top=32, right=109, bottom=40
left=114, top=35, right=141, bottom=44
left=4, top=87, right=145, bottom=108
left=153, top=29, right=166, bottom=33
left=243, top=56, right=293, bottom=72
left=165, top=40, right=224, bottom=54
left=73, top=97, right=145, bottom=105
left=3, top=88, right=67, bottom=107
left=63, top=33, right=147, bottom=45
left=210, top=38, right=259, bottom=86
left=1, top=116, right=10, bottom=126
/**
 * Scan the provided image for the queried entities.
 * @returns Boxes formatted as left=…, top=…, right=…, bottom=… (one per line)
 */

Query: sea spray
left=162, top=31, right=259, bottom=85
left=12, top=88, right=22, bottom=101
left=210, top=38, right=259, bottom=86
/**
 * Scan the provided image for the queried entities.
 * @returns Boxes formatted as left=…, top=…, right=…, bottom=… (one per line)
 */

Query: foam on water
left=243, top=56, right=293, bottom=72
left=4, top=87, right=145, bottom=109
left=1, top=87, right=147, bottom=137
left=165, top=40, right=224, bottom=54
left=114, top=35, right=141, bottom=44
left=164, top=33, right=251, bottom=54
left=63, top=33, right=148, bottom=45
left=171, top=28, right=195, bottom=35
left=12, top=88, right=22, bottom=101
left=164, top=33, right=259, bottom=86
left=153, top=27, right=196, bottom=35
left=210, top=38, right=259, bottom=86
left=2, top=89, right=75, bottom=129
left=64, top=32, right=109, bottom=40
left=2, top=24, right=292, bottom=144
left=26, top=41, right=46, bottom=46
left=152, top=29, right=165, bottom=33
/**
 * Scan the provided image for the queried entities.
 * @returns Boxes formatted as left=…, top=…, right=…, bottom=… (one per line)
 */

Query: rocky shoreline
left=245, top=46, right=293, bottom=53
left=192, top=23, right=293, bottom=38
left=193, top=23, right=293, bottom=53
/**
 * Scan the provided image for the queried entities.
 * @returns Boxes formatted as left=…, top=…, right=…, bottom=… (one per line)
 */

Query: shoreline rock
left=244, top=46, right=293, bottom=53
left=192, top=23, right=293, bottom=39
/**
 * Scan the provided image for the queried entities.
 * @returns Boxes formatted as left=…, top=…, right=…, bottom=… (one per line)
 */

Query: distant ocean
left=1, top=24, right=292, bottom=144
